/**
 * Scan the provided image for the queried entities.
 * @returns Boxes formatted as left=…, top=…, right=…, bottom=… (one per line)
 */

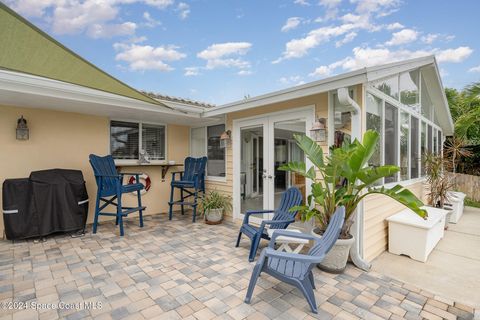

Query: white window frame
left=189, top=121, right=227, bottom=182
left=110, top=119, right=168, bottom=165
left=366, top=70, right=443, bottom=188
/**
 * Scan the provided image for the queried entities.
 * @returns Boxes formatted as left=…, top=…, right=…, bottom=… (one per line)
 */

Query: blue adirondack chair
left=89, top=154, right=146, bottom=236
left=244, top=206, right=345, bottom=314
left=168, top=156, right=207, bottom=222
left=236, top=187, right=303, bottom=262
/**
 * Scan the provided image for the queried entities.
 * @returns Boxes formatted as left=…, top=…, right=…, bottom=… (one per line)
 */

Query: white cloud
left=88, top=22, right=137, bottom=39
left=421, top=33, right=438, bottom=44
left=238, top=70, right=253, bottom=76
left=5, top=0, right=175, bottom=38
left=318, top=0, right=342, bottom=21
left=386, top=22, right=404, bottom=30
left=184, top=67, right=200, bottom=76
left=469, top=65, right=480, bottom=73
left=436, top=47, right=473, bottom=63
left=281, top=17, right=302, bottom=32
left=335, top=32, right=357, bottom=47
left=294, top=0, right=310, bottom=6
left=309, top=66, right=332, bottom=77
left=309, top=46, right=474, bottom=77
left=143, top=11, right=161, bottom=27
left=143, top=0, right=174, bottom=9
left=385, top=29, right=418, bottom=46
left=197, top=42, right=253, bottom=73
left=351, top=0, right=401, bottom=15
left=279, top=75, right=305, bottom=86
left=275, top=0, right=404, bottom=62
left=176, top=2, right=190, bottom=20
left=114, top=42, right=186, bottom=71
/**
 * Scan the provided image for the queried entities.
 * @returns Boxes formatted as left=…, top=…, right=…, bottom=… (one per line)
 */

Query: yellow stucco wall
left=0, top=105, right=189, bottom=236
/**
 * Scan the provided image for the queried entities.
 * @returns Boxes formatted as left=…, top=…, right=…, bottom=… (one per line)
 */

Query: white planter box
left=446, top=191, right=466, bottom=224
left=386, top=207, right=448, bottom=262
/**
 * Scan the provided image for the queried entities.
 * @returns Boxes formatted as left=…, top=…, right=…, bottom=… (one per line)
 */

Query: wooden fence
left=448, top=173, right=480, bottom=202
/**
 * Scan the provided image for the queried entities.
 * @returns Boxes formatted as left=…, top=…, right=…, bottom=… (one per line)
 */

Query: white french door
left=233, top=107, right=314, bottom=223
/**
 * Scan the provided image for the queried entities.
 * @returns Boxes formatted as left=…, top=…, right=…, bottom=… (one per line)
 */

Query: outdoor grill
left=2, top=169, right=88, bottom=240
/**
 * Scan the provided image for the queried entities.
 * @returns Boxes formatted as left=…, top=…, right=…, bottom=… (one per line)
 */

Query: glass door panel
left=271, top=119, right=306, bottom=219
left=240, top=125, right=267, bottom=221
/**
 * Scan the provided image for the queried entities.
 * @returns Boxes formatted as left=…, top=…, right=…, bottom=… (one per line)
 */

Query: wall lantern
left=16, top=116, right=29, bottom=140
left=310, top=118, right=327, bottom=143
left=220, top=130, right=231, bottom=148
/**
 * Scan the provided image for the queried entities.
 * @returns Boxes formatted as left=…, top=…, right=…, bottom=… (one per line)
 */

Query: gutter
left=337, top=87, right=371, bottom=271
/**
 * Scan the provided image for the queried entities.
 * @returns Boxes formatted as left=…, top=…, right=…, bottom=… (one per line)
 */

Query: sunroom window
left=400, top=70, right=420, bottom=113
left=373, top=75, right=399, bottom=100
left=400, top=111, right=409, bottom=181
left=366, top=93, right=382, bottom=168
left=421, top=121, right=427, bottom=176
left=410, top=117, right=419, bottom=179
left=110, top=120, right=166, bottom=161
left=384, top=102, right=398, bottom=183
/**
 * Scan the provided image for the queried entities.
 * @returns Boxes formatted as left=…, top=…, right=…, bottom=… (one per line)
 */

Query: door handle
left=268, top=175, right=274, bottom=179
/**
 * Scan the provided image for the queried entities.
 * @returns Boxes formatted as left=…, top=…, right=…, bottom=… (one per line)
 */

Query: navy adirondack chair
left=168, top=156, right=207, bottom=222
left=244, top=206, right=345, bottom=314
left=89, top=154, right=146, bottom=236
left=236, top=187, right=302, bottom=262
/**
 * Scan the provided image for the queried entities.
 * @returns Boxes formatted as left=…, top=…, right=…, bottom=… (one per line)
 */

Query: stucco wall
left=0, top=105, right=189, bottom=236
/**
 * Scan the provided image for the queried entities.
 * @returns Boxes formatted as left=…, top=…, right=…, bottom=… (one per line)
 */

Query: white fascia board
left=0, top=69, right=201, bottom=119
left=365, top=56, right=435, bottom=82
left=203, top=70, right=367, bottom=117
left=431, top=57, right=454, bottom=135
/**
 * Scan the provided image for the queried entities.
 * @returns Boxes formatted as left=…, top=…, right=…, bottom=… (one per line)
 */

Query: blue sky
left=3, top=0, right=480, bottom=105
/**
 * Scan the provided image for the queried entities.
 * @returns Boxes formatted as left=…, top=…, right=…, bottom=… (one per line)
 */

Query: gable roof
left=0, top=2, right=162, bottom=106
left=204, top=55, right=454, bottom=135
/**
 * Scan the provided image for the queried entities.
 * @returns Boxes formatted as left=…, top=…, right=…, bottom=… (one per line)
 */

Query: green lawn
left=465, top=197, right=480, bottom=208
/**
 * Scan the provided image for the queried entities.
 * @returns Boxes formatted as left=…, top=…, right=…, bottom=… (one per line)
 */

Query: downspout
left=337, top=87, right=371, bottom=271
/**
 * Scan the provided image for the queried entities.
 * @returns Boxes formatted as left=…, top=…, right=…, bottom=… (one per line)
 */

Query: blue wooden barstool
left=89, top=154, right=146, bottom=236
left=168, top=156, right=207, bottom=222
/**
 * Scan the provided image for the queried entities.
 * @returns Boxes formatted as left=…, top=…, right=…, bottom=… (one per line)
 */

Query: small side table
left=267, top=229, right=309, bottom=253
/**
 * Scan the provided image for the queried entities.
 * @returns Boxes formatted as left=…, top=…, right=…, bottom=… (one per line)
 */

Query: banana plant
left=280, top=130, right=427, bottom=239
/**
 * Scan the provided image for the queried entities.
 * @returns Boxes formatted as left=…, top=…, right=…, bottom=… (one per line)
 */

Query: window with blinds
left=110, top=121, right=166, bottom=161
left=110, top=121, right=139, bottom=160
left=142, top=124, right=166, bottom=160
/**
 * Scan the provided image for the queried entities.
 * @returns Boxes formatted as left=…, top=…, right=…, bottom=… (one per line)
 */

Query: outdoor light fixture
left=220, top=130, right=231, bottom=148
left=16, top=115, right=29, bottom=140
left=310, top=118, right=327, bottom=143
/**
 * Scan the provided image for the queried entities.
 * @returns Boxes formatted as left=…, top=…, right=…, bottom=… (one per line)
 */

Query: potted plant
left=424, top=153, right=454, bottom=228
left=198, top=191, right=232, bottom=225
left=280, top=130, right=426, bottom=273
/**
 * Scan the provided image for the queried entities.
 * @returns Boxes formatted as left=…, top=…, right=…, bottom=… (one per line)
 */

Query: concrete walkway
left=372, top=206, right=480, bottom=310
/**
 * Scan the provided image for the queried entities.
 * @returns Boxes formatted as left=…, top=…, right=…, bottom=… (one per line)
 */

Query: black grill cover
left=2, top=169, right=88, bottom=240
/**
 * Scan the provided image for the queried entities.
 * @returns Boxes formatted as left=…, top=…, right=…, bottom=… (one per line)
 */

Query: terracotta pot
left=311, top=229, right=354, bottom=273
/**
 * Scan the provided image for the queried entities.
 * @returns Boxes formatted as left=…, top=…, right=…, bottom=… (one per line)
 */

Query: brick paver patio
left=0, top=213, right=476, bottom=320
